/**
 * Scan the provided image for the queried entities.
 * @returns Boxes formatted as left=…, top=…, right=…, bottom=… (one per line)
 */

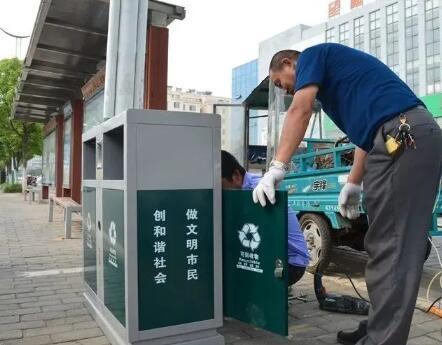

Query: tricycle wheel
left=299, top=213, right=332, bottom=273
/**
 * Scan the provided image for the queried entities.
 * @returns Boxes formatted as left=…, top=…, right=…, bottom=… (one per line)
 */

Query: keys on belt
left=385, top=115, right=416, bottom=155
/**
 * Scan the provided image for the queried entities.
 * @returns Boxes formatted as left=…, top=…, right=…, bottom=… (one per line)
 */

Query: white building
left=167, top=86, right=232, bottom=150
left=254, top=0, right=441, bottom=141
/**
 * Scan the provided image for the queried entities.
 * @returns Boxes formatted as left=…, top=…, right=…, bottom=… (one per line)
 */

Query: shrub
left=3, top=183, right=22, bottom=193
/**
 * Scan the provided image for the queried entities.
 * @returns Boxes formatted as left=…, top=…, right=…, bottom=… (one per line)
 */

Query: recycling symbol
left=238, top=223, right=261, bottom=252
left=86, top=213, right=92, bottom=232
left=109, top=221, right=117, bottom=246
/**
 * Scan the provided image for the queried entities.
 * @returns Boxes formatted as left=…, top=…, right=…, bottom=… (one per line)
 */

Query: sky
left=0, top=0, right=334, bottom=97
left=0, top=0, right=40, bottom=60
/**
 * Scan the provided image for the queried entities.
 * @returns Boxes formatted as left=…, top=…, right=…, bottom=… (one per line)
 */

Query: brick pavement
left=0, top=193, right=440, bottom=345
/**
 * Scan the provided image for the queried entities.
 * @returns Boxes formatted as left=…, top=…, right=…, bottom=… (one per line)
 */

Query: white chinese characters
left=153, top=241, right=166, bottom=253
left=186, top=239, right=198, bottom=250
left=154, top=226, right=166, bottom=237
left=186, top=209, right=199, bottom=281
left=187, top=269, right=198, bottom=280
left=153, top=210, right=166, bottom=222
left=186, top=224, right=198, bottom=235
left=153, top=210, right=167, bottom=284
left=186, top=254, right=198, bottom=265
left=154, top=272, right=167, bottom=284
left=153, top=257, right=167, bottom=269
left=186, top=209, right=198, bottom=220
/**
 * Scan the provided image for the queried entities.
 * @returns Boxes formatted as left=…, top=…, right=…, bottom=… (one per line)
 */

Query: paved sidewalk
left=0, top=193, right=440, bottom=345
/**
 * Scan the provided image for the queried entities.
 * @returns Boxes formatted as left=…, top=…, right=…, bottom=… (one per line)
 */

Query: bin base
left=84, top=291, right=225, bottom=345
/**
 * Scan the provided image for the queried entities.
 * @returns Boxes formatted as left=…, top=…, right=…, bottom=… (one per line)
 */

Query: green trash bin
left=82, top=109, right=224, bottom=345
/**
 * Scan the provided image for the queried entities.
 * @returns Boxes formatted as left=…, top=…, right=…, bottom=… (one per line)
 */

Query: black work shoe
left=337, top=320, right=367, bottom=345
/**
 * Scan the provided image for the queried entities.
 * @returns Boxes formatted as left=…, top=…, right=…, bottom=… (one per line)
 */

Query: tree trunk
left=21, top=124, right=29, bottom=170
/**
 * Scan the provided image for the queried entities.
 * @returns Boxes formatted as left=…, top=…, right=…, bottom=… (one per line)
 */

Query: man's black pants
left=357, top=107, right=442, bottom=345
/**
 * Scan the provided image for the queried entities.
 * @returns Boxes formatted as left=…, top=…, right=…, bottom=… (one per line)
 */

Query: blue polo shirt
left=242, top=173, right=310, bottom=268
left=295, top=43, right=424, bottom=151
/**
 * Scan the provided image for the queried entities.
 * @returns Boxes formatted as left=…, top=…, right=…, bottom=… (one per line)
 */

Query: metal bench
left=48, top=196, right=81, bottom=239
left=24, top=186, right=42, bottom=204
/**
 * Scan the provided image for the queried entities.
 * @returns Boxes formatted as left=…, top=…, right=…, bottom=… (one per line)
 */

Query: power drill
left=314, top=271, right=370, bottom=315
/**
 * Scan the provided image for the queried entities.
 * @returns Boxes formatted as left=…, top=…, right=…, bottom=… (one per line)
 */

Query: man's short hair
left=269, top=49, right=301, bottom=71
left=221, top=150, right=245, bottom=181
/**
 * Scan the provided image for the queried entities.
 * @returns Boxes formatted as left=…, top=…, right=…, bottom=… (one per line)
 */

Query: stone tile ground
left=0, top=193, right=440, bottom=345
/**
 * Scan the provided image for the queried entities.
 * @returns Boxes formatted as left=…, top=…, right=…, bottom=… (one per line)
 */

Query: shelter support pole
left=55, top=115, right=64, bottom=197
left=144, top=25, right=169, bottom=110
left=70, top=100, right=83, bottom=203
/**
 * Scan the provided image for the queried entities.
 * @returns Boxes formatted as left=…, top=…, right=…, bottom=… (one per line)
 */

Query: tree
left=0, top=58, right=43, bottom=173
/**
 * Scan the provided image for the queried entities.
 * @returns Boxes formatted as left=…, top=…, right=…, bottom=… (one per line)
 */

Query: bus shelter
left=11, top=0, right=185, bottom=203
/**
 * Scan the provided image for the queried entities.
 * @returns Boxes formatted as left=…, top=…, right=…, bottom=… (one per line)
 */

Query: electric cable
left=426, top=296, right=442, bottom=313
left=332, top=244, right=442, bottom=315
left=342, top=271, right=369, bottom=303
left=332, top=261, right=369, bottom=302
left=329, top=261, right=368, bottom=301
left=425, top=237, right=442, bottom=314
left=0, top=27, right=30, bottom=39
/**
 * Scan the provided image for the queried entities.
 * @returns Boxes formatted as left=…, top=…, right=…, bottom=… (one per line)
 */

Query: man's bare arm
left=348, top=147, right=367, bottom=185
left=275, top=85, right=319, bottom=164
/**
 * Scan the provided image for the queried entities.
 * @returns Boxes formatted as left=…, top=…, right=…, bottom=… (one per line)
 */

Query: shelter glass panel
left=42, top=131, right=56, bottom=185
left=84, top=91, right=104, bottom=132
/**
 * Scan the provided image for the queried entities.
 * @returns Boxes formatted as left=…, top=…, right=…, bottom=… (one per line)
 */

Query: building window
left=369, top=10, right=381, bottom=58
left=189, top=105, right=197, bottom=112
left=353, top=16, right=364, bottom=51
left=326, top=27, right=335, bottom=43
left=405, top=0, right=419, bottom=93
left=386, top=3, right=399, bottom=74
left=425, top=0, right=440, bottom=94
left=339, top=22, right=350, bottom=46
left=173, top=101, right=180, bottom=109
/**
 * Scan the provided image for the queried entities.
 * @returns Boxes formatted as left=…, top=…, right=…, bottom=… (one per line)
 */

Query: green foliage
left=0, top=58, right=43, bottom=170
left=2, top=183, right=22, bottom=193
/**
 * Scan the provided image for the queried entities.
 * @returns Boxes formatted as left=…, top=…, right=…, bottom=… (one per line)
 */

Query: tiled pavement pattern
left=0, top=193, right=440, bottom=345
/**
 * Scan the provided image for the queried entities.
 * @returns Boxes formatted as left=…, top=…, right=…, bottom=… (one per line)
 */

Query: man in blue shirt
left=221, top=150, right=310, bottom=286
left=253, top=43, right=442, bottom=345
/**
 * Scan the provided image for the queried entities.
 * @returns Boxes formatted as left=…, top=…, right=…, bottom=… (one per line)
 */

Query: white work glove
left=338, top=183, right=362, bottom=220
left=252, top=164, right=286, bottom=207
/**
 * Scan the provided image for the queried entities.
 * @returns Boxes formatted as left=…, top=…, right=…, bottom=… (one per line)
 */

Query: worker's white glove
left=338, top=183, right=362, bottom=220
left=252, top=164, right=286, bottom=207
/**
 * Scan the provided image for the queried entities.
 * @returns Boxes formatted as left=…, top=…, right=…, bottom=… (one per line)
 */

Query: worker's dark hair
left=269, top=49, right=301, bottom=71
left=221, top=150, right=245, bottom=181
